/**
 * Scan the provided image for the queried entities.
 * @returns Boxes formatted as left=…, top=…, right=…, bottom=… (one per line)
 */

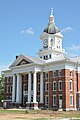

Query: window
left=10, top=77, right=13, bottom=83
left=40, top=56, right=42, bottom=59
left=70, top=80, right=73, bottom=91
left=53, top=70, right=56, bottom=77
left=6, top=96, right=9, bottom=100
left=38, top=73, right=40, bottom=80
left=45, top=82, right=49, bottom=91
left=45, top=72, right=48, bottom=80
left=70, top=71, right=72, bottom=76
left=59, top=70, right=62, bottom=76
left=10, top=85, right=12, bottom=93
left=23, top=84, right=27, bottom=91
left=24, top=74, right=27, bottom=82
left=38, top=83, right=40, bottom=92
left=37, top=95, right=40, bottom=103
left=7, top=77, right=9, bottom=83
left=58, top=80, right=62, bottom=91
left=70, top=95, right=73, bottom=106
left=21, top=61, right=26, bottom=65
left=45, top=55, right=48, bottom=60
left=45, top=95, right=49, bottom=105
left=10, top=96, right=12, bottom=100
left=6, top=85, right=9, bottom=93
left=31, top=95, right=33, bottom=102
left=53, top=95, right=56, bottom=106
left=44, top=56, right=45, bottom=60
left=53, top=81, right=57, bottom=91
left=49, top=55, right=51, bottom=59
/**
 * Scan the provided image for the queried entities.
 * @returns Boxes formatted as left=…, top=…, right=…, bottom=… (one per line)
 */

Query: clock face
left=43, top=39, right=48, bottom=46
left=57, top=39, right=60, bottom=45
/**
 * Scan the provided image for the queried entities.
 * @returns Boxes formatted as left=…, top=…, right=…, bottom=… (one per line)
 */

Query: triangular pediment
left=9, top=54, right=34, bottom=68
left=17, top=59, right=30, bottom=66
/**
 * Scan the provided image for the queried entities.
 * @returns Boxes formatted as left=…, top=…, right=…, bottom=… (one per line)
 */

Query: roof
left=45, top=54, right=71, bottom=64
left=9, top=54, right=46, bottom=68
left=9, top=54, right=80, bottom=69
left=43, top=24, right=60, bottom=34
left=70, top=56, right=80, bottom=63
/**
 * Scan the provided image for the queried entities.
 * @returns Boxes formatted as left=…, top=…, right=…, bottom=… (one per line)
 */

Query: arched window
left=70, top=80, right=73, bottom=91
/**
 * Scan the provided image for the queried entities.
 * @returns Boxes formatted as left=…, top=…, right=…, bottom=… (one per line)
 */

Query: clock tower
left=38, top=8, right=65, bottom=60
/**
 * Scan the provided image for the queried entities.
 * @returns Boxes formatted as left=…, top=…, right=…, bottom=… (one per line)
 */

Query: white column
left=28, top=72, right=31, bottom=102
left=16, top=73, right=20, bottom=103
left=19, top=74, right=22, bottom=103
left=12, top=74, right=16, bottom=102
left=33, top=71, right=37, bottom=103
left=40, top=72, right=43, bottom=103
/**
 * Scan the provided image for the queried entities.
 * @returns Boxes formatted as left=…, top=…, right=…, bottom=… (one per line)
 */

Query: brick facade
left=3, top=68, right=80, bottom=110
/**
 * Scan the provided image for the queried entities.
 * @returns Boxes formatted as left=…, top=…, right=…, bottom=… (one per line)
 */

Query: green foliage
left=0, top=74, right=4, bottom=102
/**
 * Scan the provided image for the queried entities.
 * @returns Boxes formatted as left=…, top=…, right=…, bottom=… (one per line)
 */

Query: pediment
left=9, top=54, right=33, bottom=68
left=17, top=59, right=30, bottom=66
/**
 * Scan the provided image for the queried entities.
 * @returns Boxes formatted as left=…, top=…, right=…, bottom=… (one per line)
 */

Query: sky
left=0, top=0, right=80, bottom=74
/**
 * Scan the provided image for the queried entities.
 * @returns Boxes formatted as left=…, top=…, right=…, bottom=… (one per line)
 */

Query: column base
left=26, top=102, right=38, bottom=110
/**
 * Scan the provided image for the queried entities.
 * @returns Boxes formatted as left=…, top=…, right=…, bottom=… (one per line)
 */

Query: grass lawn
left=0, top=109, right=80, bottom=120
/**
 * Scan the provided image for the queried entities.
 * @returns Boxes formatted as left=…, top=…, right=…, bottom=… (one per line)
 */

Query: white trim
left=45, top=82, right=49, bottom=92
left=28, top=72, right=31, bottom=102
left=53, top=70, right=56, bottom=77
left=6, top=85, right=9, bottom=93
left=53, top=95, right=56, bottom=106
left=70, top=79, right=73, bottom=91
left=10, top=85, right=12, bottom=93
left=58, top=80, right=62, bottom=91
left=45, top=95, right=49, bottom=106
left=70, top=94, right=73, bottom=106
left=53, top=81, right=57, bottom=91
left=40, top=72, right=43, bottom=103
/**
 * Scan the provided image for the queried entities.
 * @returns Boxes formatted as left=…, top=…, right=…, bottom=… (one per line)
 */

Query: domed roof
left=43, top=24, right=60, bottom=34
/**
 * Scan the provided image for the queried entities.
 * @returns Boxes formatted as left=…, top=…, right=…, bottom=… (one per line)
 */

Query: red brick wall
left=4, top=76, right=13, bottom=100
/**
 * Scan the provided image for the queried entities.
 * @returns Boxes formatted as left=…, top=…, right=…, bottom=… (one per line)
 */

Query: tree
left=0, top=74, right=4, bottom=102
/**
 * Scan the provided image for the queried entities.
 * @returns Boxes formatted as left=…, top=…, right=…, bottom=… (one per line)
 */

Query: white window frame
left=53, top=81, right=57, bottom=91
left=70, top=95, right=73, bottom=106
left=53, top=95, right=57, bottom=106
left=59, top=70, right=62, bottom=77
left=58, top=80, right=62, bottom=91
left=6, top=85, right=9, bottom=93
left=45, top=55, right=48, bottom=60
left=45, top=95, right=49, bottom=106
left=10, top=85, right=12, bottom=93
left=53, top=70, right=56, bottom=77
left=70, top=80, right=73, bottom=91
left=45, top=72, right=49, bottom=80
left=45, top=82, right=49, bottom=92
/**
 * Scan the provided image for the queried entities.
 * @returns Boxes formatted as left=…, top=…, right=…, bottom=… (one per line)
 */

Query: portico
left=11, top=65, right=43, bottom=109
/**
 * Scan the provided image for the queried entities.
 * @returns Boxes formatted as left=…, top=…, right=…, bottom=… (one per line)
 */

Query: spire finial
left=51, top=7, right=53, bottom=16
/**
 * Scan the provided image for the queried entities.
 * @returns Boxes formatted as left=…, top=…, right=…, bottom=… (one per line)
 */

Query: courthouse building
left=3, top=9, right=80, bottom=111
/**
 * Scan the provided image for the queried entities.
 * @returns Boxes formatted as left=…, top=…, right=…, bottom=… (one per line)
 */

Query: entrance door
left=59, top=95, right=62, bottom=109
